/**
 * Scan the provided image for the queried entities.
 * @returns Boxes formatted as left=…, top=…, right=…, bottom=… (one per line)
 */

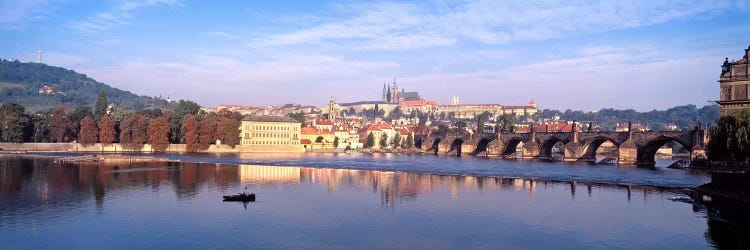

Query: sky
left=1, top=0, right=750, bottom=111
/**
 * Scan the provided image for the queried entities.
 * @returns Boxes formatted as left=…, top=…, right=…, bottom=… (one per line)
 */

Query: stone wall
left=0, top=143, right=239, bottom=153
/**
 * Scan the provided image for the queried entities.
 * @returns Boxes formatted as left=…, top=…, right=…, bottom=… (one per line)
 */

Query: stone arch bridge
left=422, top=126, right=707, bottom=166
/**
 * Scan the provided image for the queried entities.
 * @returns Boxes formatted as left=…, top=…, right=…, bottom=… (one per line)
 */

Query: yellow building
left=239, top=116, right=303, bottom=152
left=436, top=100, right=537, bottom=119
left=300, top=127, right=336, bottom=149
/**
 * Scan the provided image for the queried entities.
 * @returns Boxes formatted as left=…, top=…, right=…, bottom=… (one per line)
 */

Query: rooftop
left=242, top=115, right=300, bottom=123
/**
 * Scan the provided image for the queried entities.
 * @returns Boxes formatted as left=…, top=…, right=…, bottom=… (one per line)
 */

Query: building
left=398, top=100, right=438, bottom=114
left=300, top=127, right=335, bottom=149
left=436, top=100, right=537, bottom=119
left=339, top=101, right=399, bottom=117
left=718, top=44, right=750, bottom=116
left=239, top=116, right=302, bottom=152
left=38, top=85, right=54, bottom=95
left=380, top=78, right=422, bottom=104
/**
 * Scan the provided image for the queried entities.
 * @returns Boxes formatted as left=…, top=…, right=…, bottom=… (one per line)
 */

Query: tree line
left=0, top=91, right=242, bottom=152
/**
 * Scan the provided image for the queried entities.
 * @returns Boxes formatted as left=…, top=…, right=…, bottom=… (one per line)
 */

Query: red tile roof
left=301, top=127, right=319, bottom=135
left=399, top=100, right=438, bottom=106
left=314, top=119, right=334, bottom=125
left=300, top=139, right=312, bottom=144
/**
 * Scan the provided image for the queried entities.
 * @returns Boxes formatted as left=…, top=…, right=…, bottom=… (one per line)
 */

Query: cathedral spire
left=381, top=83, right=387, bottom=102
left=387, top=84, right=392, bottom=103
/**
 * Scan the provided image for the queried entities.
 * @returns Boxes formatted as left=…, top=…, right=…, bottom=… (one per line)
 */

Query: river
left=0, top=153, right=746, bottom=249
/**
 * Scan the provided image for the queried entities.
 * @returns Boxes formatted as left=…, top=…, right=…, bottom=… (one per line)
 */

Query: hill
left=0, top=60, right=169, bottom=111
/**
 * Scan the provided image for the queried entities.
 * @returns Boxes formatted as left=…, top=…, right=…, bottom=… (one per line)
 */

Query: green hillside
left=0, top=60, right=169, bottom=111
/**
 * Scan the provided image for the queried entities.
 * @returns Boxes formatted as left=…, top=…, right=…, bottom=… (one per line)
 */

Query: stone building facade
left=718, top=44, right=750, bottom=116
left=238, top=116, right=303, bottom=152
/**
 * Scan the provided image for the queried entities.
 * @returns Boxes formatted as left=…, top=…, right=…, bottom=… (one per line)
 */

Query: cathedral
left=381, top=78, right=421, bottom=103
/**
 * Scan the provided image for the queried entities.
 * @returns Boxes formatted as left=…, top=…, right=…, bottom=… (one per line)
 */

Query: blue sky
left=1, top=0, right=749, bottom=111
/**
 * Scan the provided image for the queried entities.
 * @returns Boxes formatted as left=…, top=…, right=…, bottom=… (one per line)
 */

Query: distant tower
left=452, top=96, right=460, bottom=105
left=391, top=77, right=399, bottom=103
left=328, top=96, right=338, bottom=121
left=38, top=47, right=43, bottom=64
left=381, top=83, right=387, bottom=102
left=386, top=84, right=392, bottom=103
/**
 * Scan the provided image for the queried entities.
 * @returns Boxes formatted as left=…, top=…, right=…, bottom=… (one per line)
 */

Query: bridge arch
left=539, top=137, right=566, bottom=159
left=501, top=137, right=525, bottom=157
left=638, top=136, right=692, bottom=166
left=472, top=138, right=492, bottom=156
left=581, top=137, right=619, bottom=162
left=448, top=138, right=464, bottom=157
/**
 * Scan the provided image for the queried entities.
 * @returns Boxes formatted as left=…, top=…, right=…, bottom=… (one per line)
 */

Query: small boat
left=223, top=193, right=256, bottom=202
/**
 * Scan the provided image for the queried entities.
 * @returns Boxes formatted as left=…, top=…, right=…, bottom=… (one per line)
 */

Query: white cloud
left=71, top=0, right=179, bottom=33
left=83, top=54, right=399, bottom=106
left=262, top=0, right=742, bottom=50
left=402, top=45, right=720, bottom=110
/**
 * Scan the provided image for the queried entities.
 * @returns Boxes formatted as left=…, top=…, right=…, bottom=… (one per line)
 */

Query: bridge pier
left=563, top=142, right=586, bottom=162
left=617, top=139, right=637, bottom=165
left=521, top=141, right=540, bottom=159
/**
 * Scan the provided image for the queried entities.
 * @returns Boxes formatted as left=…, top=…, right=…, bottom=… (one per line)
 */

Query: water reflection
left=0, top=156, right=746, bottom=249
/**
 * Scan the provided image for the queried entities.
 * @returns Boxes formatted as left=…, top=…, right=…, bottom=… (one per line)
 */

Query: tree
left=170, top=100, right=201, bottom=143
left=49, top=106, right=71, bottom=142
left=496, top=114, right=518, bottom=133
left=95, top=90, right=108, bottom=121
left=147, top=116, right=170, bottom=152
left=392, top=132, right=401, bottom=148
left=222, top=118, right=241, bottom=147
left=98, top=114, right=116, bottom=144
left=120, top=114, right=148, bottom=149
left=287, top=111, right=305, bottom=123
left=31, top=112, right=50, bottom=142
left=315, top=136, right=325, bottom=143
left=69, top=106, right=94, bottom=140
left=182, top=114, right=199, bottom=152
left=333, top=136, right=340, bottom=148
left=78, top=116, right=98, bottom=146
left=379, top=135, right=388, bottom=148
left=708, top=112, right=750, bottom=161
left=404, top=133, right=414, bottom=149
left=366, top=132, right=375, bottom=148
left=0, top=103, right=31, bottom=142
left=198, top=118, right=215, bottom=150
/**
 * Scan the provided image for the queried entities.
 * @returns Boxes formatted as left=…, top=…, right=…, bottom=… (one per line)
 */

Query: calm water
left=0, top=154, right=744, bottom=249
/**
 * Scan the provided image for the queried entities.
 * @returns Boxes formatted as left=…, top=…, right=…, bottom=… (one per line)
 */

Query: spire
left=386, top=84, right=392, bottom=103
left=381, top=83, right=387, bottom=102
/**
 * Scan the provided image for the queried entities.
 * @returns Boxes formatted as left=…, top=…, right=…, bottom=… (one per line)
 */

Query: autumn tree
left=78, top=116, right=98, bottom=146
left=49, top=106, right=71, bottom=142
left=198, top=118, right=215, bottom=150
left=98, top=114, right=116, bottom=144
left=120, top=114, right=148, bottom=150
left=182, top=114, right=199, bottom=152
left=170, top=100, right=201, bottom=143
left=147, top=116, right=170, bottom=152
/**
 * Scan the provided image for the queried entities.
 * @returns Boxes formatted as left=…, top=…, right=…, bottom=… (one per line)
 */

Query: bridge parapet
left=492, top=129, right=707, bottom=165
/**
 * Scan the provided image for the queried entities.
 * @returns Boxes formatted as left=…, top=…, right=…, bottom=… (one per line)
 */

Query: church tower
left=386, top=84, right=392, bottom=103
left=381, top=83, right=387, bottom=102
left=390, top=77, right=399, bottom=103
